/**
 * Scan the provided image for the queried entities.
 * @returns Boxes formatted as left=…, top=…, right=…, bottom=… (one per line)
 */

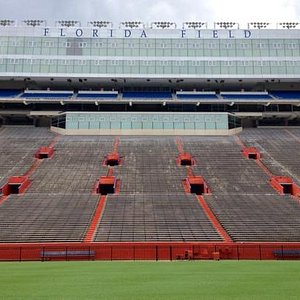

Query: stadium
left=0, top=19, right=300, bottom=297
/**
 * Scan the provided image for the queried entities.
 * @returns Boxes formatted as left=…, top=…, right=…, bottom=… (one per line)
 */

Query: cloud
left=207, top=0, right=299, bottom=23
left=0, top=0, right=298, bottom=27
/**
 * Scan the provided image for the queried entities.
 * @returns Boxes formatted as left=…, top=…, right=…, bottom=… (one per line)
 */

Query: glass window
left=79, top=42, right=88, bottom=48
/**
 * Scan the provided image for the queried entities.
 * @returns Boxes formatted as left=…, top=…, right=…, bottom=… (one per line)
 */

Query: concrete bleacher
left=240, top=129, right=300, bottom=185
left=93, top=137, right=223, bottom=242
left=0, top=127, right=54, bottom=187
left=114, top=138, right=186, bottom=193
left=205, top=194, right=300, bottom=242
left=28, top=136, right=114, bottom=194
left=182, top=133, right=300, bottom=242
left=182, top=136, right=275, bottom=194
left=0, top=194, right=98, bottom=242
left=95, top=193, right=222, bottom=242
left=0, top=127, right=300, bottom=243
left=0, top=130, right=114, bottom=242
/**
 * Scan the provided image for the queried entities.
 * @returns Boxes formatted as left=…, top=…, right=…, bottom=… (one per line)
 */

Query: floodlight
left=120, top=21, right=144, bottom=29
left=278, top=22, right=299, bottom=29
left=151, top=22, right=177, bottom=29
left=214, top=22, right=239, bottom=29
left=0, top=20, right=15, bottom=26
left=56, top=20, right=80, bottom=27
left=183, top=22, right=207, bottom=29
left=88, top=21, right=112, bottom=28
left=22, top=20, right=45, bottom=27
left=248, top=22, right=270, bottom=29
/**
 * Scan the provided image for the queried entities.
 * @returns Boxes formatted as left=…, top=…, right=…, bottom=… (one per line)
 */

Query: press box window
left=9, top=59, right=21, bottom=64
left=79, top=42, right=88, bottom=48
left=45, top=41, right=54, bottom=47
left=142, top=61, right=152, bottom=66
left=95, top=42, right=104, bottom=48
left=192, top=61, right=202, bottom=66
left=208, top=61, right=217, bottom=66
left=10, top=40, right=22, bottom=47
left=24, top=59, right=33, bottom=64
left=95, top=60, right=104, bottom=65
left=28, top=41, right=37, bottom=47
left=240, top=43, right=249, bottom=49
left=126, top=61, right=135, bottom=66
left=158, top=61, right=169, bottom=66
left=77, top=60, right=87, bottom=65
left=174, top=61, right=184, bottom=66
left=224, top=43, right=233, bottom=49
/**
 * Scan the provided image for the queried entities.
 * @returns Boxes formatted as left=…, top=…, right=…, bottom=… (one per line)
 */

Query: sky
left=0, top=0, right=299, bottom=27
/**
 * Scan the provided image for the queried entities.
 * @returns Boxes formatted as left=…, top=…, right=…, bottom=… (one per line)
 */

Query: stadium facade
left=0, top=20, right=299, bottom=129
left=0, top=21, right=300, bottom=260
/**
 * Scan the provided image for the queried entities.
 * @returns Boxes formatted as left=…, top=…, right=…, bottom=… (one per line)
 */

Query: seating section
left=220, top=92, right=272, bottom=100
left=205, top=194, right=300, bottom=242
left=77, top=91, right=118, bottom=99
left=182, top=136, right=274, bottom=194
left=182, top=134, right=300, bottom=242
left=122, top=91, right=172, bottom=99
left=28, top=136, right=113, bottom=194
left=0, top=131, right=114, bottom=242
left=0, top=194, right=98, bottom=242
left=115, top=138, right=186, bottom=193
left=0, top=89, right=21, bottom=97
left=95, top=194, right=222, bottom=242
left=0, top=127, right=54, bottom=187
left=289, top=129, right=300, bottom=138
left=271, top=91, right=300, bottom=99
left=240, top=129, right=300, bottom=185
left=21, top=90, right=73, bottom=98
left=1, top=90, right=300, bottom=101
left=94, top=137, right=222, bottom=242
left=176, top=92, right=218, bottom=100
left=0, top=128, right=300, bottom=243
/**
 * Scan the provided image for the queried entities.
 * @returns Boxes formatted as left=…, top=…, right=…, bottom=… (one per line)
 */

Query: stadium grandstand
left=0, top=20, right=300, bottom=261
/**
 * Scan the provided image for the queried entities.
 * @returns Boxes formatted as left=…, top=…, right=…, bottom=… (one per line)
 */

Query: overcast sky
left=0, top=0, right=299, bottom=27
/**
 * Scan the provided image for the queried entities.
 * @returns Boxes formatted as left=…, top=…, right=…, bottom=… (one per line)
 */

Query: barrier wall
left=0, top=242, right=299, bottom=261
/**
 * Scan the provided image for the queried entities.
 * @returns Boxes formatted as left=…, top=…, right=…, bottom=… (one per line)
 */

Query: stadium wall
left=51, top=127, right=242, bottom=135
left=0, top=242, right=299, bottom=261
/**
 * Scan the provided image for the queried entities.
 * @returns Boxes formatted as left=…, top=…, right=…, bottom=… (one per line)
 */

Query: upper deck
left=0, top=21, right=299, bottom=82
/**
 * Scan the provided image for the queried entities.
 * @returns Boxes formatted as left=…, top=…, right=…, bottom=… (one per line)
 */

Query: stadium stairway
left=84, top=137, right=120, bottom=243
